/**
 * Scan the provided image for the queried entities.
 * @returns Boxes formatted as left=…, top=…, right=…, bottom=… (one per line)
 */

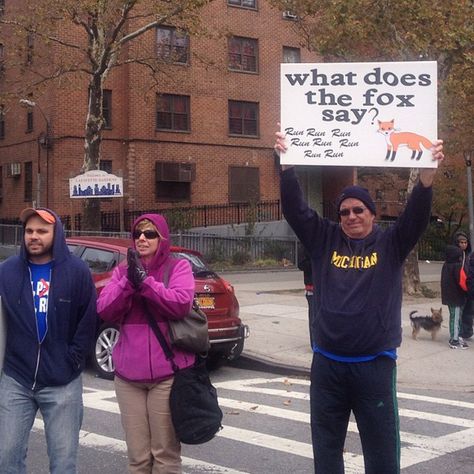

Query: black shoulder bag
left=144, top=304, right=223, bottom=445
left=162, top=262, right=210, bottom=354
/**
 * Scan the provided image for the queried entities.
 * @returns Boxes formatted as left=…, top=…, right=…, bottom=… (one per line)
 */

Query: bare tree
left=271, top=0, right=474, bottom=293
left=0, top=0, right=213, bottom=229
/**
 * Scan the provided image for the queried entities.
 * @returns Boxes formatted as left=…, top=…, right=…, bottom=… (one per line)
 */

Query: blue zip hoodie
left=0, top=209, right=97, bottom=390
left=281, top=168, right=432, bottom=356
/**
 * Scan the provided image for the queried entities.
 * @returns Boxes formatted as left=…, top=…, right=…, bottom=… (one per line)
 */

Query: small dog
left=409, top=308, right=443, bottom=341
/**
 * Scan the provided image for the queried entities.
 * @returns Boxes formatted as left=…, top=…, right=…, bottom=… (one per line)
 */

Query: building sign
left=69, top=170, right=123, bottom=198
left=280, top=61, right=438, bottom=168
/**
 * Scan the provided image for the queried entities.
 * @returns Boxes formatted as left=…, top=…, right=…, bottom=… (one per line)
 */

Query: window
left=24, top=161, right=32, bottom=202
left=375, top=189, right=384, bottom=200
left=0, top=166, right=3, bottom=200
left=283, top=46, right=300, bottom=63
left=0, top=105, right=4, bottom=139
left=228, top=0, right=257, bottom=9
left=99, top=159, right=112, bottom=174
left=228, top=100, right=258, bottom=136
left=0, top=0, right=4, bottom=17
left=25, top=96, right=34, bottom=133
left=155, top=161, right=195, bottom=202
left=156, top=94, right=190, bottom=131
left=81, top=247, right=118, bottom=273
left=102, top=90, right=112, bottom=128
left=26, top=32, right=34, bottom=65
left=26, top=109, right=33, bottom=132
left=228, top=36, right=258, bottom=73
left=156, top=26, right=189, bottom=64
left=229, top=166, right=260, bottom=203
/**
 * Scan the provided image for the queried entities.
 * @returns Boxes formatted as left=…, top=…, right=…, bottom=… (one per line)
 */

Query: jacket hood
left=445, top=244, right=463, bottom=263
left=453, top=231, right=471, bottom=253
left=20, top=208, right=70, bottom=265
left=131, top=213, right=170, bottom=270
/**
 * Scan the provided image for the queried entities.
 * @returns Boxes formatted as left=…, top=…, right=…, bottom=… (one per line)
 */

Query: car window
left=171, top=251, right=208, bottom=273
left=81, top=247, right=117, bottom=274
left=67, top=244, right=80, bottom=254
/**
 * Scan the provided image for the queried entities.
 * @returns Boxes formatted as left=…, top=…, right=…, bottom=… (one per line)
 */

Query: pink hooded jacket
left=97, top=214, right=196, bottom=382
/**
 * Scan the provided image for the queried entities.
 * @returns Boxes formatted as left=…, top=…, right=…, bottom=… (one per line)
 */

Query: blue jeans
left=0, top=372, right=83, bottom=474
left=310, top=353, right=400, bottom=474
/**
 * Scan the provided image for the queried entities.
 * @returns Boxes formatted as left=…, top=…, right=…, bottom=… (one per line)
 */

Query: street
left=25, top=365, right=474, bottom=474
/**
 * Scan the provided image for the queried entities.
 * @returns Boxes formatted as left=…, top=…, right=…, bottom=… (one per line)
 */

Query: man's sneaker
left=459, top=337, right=469, bottom=349
left=449, top=339, right=460, bottom=349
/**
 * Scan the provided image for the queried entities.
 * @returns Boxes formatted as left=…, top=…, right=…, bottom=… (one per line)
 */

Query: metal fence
left=53, top=200, right=282, bottom=232
left=0, top=221, right=448, bottom=264
left=0, top=224, right=298, bottom=264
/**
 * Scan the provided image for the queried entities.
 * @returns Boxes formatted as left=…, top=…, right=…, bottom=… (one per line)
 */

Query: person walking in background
left=454, top=231, right=474, bottom=340
left=441, top=244, right=468, bottom=349
left=275, top=128, right=444, bottom=474
left=0, top=208, right=97, bottom=474
left=97, top=214, right=196, bottom=474
left=297, top=242, right=314, bottom=346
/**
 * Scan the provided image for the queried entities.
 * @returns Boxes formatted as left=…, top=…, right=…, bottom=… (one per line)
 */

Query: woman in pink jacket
left=97, top=214, right=195, bottom=473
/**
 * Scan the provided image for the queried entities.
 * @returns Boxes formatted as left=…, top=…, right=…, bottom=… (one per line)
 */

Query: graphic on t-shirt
left=30, top=263, right=52, bottom=342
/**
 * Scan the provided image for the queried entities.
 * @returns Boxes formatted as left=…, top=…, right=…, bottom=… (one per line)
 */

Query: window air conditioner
left=283, top=11, right=298, bottom=20
left=7, top=162, right=21, bottom=177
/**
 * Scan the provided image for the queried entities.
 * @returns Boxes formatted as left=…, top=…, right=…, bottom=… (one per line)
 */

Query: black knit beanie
left=336, top=185, right=376, bottom=215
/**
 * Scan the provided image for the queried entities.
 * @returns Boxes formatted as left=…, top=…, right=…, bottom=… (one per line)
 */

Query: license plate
left=197, top=296, right=215, bottom=309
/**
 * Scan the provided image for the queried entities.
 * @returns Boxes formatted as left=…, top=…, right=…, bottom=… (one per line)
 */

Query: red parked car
left=66, top=237, right=248, bottom=379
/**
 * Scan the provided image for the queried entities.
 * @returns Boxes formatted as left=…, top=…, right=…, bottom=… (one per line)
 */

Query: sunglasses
left=338, top=206, right=366, bottom=217
left=133, top=230, right=160, bottom=240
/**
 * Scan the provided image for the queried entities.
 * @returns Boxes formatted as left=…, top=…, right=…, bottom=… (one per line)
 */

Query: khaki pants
left=115, top=376, right=181, bottom=474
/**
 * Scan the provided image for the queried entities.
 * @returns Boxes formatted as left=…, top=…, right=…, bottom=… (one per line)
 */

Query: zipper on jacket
left=29, top=267, right=51, bottom=389
left=32, top=345, right=41, bottom=390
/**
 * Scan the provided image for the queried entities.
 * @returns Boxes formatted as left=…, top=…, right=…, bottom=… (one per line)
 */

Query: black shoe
left=449, top=339, right=460, bottom=349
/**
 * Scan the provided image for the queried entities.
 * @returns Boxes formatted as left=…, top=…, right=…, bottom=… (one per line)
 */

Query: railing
left=54, top=200, right=282, bottom=233
left=0, top=221, right=449, bottom=264
left=0, top=224, right=298, bottom=264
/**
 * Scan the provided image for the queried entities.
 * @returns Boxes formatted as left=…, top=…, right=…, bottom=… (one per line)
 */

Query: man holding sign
left=275, top=129, right=443, bottom=473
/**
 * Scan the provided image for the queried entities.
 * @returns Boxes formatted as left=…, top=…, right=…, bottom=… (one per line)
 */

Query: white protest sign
left=280, top=61, right=437, bottom=168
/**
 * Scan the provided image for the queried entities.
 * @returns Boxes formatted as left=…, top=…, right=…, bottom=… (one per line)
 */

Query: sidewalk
left=228, top=263, right=474, bottom=392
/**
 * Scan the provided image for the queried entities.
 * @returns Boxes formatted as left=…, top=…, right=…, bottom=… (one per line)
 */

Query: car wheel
left=93, top=323, right=119, bottom=380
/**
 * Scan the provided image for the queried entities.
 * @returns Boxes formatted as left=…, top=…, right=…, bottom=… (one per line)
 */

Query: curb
left=230, top=353, right=311, bottom=378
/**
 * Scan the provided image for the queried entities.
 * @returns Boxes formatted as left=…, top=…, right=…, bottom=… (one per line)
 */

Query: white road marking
left=240, top=304, right=308, bottom=320
left=32, top=418, right=249, bottom=474
left=33, top=380, right=474, bottom=474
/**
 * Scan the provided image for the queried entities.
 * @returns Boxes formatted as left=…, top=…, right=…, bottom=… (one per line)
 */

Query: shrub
left=263, top=240, right=290, bottom=261
left=231, top=250, right=250, bottom=265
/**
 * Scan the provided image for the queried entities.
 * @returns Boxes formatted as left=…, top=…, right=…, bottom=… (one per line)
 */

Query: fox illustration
left=377, top=119, right=434, bottom=162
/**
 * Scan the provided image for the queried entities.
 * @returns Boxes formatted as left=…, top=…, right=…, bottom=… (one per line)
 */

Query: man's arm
left=68, top=267, right=97, bottom=369
left=275, top=126, right=325, bottom=251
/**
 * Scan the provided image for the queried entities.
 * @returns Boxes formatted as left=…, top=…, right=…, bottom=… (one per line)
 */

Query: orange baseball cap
left=20, top=208, right=56, bottom=224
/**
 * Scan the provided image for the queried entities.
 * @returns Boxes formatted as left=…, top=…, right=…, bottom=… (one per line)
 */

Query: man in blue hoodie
left=0, top=208, right=96, bottom=474
left=275, top=132, right=444, bottom=474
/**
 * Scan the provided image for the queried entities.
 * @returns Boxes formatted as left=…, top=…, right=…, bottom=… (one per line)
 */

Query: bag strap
left=143, top=301, right=179, bottom=373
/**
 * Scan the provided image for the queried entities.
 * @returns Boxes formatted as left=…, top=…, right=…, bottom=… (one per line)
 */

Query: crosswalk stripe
left=35, top=383, right=474, bottom=473
left=398, top=391, right=474, bottom=410
left=32, top=418, right=250, bottom=474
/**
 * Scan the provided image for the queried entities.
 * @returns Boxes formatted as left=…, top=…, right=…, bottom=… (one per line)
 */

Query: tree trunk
left=403, top=245, right=422, bottom=295
left=403, top=168, right=423, bottom=294
left=82, top=75, right=104, bottom=231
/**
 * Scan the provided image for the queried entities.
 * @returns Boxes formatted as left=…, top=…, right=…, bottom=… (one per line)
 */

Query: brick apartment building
left=0, top=0, right=354, bottom=228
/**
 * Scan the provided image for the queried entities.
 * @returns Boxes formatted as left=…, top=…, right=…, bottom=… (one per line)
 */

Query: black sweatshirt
left=281, top=168, right=432, bottom=356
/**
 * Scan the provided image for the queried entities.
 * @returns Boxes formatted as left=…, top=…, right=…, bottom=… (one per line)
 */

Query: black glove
left=127, top=248, right=147, bottom=288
